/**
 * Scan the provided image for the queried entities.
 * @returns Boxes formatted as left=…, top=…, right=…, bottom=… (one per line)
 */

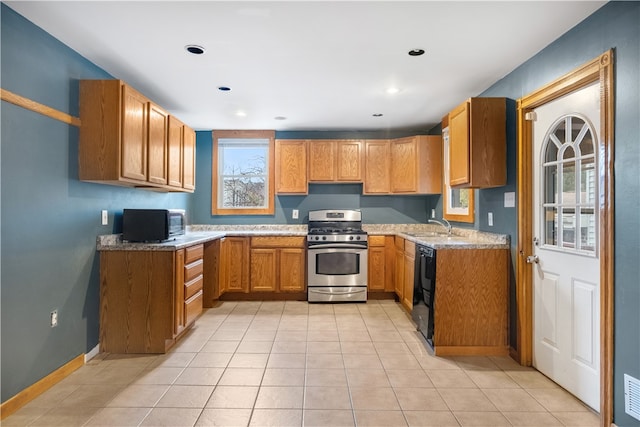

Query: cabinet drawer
left=251, top=236, right=305, bottom=248
left=368, top=235, right=386, bottom=246
left=185, top=244, right=204, bottom=264
left=184, top=259, right=203, bottom=282
left=184, top=290, right=203, bottom=326
left=184, top=275, right=203, bottom=300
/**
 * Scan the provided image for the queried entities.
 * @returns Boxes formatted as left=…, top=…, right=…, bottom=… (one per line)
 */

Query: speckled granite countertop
left=97, top=224, right=508, bottom=251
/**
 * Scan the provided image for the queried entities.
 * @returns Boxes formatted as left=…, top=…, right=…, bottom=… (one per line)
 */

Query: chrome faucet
left=428, top=218, right=452, bottom=235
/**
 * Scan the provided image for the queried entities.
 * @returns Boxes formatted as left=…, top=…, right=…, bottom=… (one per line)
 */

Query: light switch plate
left=292, top=209, right=299, bottom=219
left=101, top=210, right=108, bottom=225
left=504, top=192, right=516, bottom=208
left=488, top=212, right=494, bottom=226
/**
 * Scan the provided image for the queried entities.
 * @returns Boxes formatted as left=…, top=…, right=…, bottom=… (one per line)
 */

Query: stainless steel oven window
left=308, top=247, right=367, bottom=287
left=316, top=252, right=360, bottom=275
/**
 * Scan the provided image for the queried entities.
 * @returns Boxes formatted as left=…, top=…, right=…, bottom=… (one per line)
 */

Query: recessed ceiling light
left=217, top=86, right=232, bottom=92
left=386, top=87, right=400, bottom=94
left=185, top=45, right=206, bottom=55
left=372, top=113, right=383, bottom=117
left=408, top=49, right=425, bottom=56
left=274, top=116, right=287, bottom=121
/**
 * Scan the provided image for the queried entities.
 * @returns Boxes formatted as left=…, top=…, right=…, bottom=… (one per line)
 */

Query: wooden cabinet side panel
left=182, top=126, right=196, bottom=190
left=167, top=116, right=184, bottom=188
left=337, top=140, right=363, bottom=182
left=203, top=240, right=221, bottom=306
left=434, top=249, right=508, bottom=347
left=390, top=138, right=418, bottom=193
left=275, top=140, right=308, bottom=194
left=250, top=249, right=278, bottom=291
left=174, top=249, right=185, bottom=336
left=394, top=247, right=404, bottom=299
left=100, top=251, right=173, bottom=353
left=120, top=85, right=148, bottom=181
left=469, top=98, right=506, bottom=187
left=449, top=102, right=470, bottom=186
left=308, top=140, right=336, bottom=181
left=79, top=80, right=122, bottom=181
left=417, top=135, right=443, bottom=194
left=279, top=249, right=306, bottom=292
left=147, top=103, right=168, bottom=185
left=364, top=140, right=390, bottom=194
left=403, top=252, right=415, bottom=311
left=384, top=236, right=396, bottom=292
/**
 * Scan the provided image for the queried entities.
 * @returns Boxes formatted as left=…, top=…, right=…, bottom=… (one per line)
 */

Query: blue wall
left=0, top=5, right=189, bottom=402
left=191, top=130, right=439, bottom=225
left=467, top=2, right=640, bottom=425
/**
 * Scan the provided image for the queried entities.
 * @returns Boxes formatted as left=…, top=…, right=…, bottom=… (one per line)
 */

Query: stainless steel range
left=307, top=209, right=368, bottom=302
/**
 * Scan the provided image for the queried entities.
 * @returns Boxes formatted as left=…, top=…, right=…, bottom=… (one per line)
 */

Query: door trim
left=516, top=50, right=614, bottom=425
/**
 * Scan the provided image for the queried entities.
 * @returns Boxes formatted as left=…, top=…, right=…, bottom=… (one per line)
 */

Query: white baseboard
left=84, top=344, right=100, bottom=362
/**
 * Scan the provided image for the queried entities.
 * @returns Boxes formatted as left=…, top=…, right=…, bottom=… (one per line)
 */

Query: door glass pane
left=544, top=164, right=558, bottom=204
left=562, top=208, right=576, bottom=248
left=580, top=131, right=595, bottom=156
left=571, top=117, right=586, bottom=142
left=562, top=145, right=575, bottom=160
left=545, top=141, right=559, bottom=163
left=554, top=119, right=566, bottom=144
left=581, top=157, right=596, bottom=204
left=544, top=207, right=558, bottom=246
left=580, top=208, right=596, bottom=251
left=562, top=162, right=576, bottom=205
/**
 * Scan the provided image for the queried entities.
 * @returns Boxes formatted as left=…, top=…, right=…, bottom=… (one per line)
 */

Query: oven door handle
left=308, top=243, right=367, bottom=250
left=309, top=288, right=364, bottom=295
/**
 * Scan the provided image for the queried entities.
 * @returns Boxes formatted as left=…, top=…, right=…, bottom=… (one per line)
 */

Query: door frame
left=515, top=50, right=614, bottom=425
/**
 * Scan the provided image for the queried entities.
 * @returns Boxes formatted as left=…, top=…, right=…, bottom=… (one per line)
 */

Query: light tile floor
left=4, top=300, right=600, bottom=426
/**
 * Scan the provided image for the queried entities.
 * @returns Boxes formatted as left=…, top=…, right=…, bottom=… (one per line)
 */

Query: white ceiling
left=6, top=1, right=606, bottom=132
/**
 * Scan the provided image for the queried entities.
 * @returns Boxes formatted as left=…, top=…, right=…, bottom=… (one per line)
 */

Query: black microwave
left=122, top=209, right=186, bottom=242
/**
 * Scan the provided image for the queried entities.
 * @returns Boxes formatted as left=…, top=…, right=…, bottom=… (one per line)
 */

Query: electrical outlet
left=292, top=209, right=299, bottom=219
left=488, top=212, right=494, bottom=226
left=50, top=310, right=58, bottom=327
left=101, top=210, right=108, bottom=225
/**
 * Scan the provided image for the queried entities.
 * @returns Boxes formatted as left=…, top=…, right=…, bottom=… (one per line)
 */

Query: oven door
left=307, top=244, right=368, bottom=288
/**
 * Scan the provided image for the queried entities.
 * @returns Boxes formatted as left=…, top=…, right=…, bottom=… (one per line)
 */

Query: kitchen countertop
left=97, top=224, right=508, bottom=251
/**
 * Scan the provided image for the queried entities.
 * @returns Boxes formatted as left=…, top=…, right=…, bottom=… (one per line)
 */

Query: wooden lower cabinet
left=394, top=237, right=405, bottom=300
left=368, top=235, right=395, bottom=293
left=402, top=240, right=415, bottom=311
left=433, top=248, right=509, bottom=356
left=99, top=243, right=204, bottom=354
left=249, top=236, right=306, bottom=292
left=221, top=237, right=250, bottom=293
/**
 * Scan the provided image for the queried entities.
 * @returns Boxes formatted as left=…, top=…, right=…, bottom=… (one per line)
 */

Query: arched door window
left=541, top=114, right=597, bottom=254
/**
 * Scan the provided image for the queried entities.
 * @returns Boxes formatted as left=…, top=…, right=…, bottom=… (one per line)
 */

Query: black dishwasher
left=412, top=245, right=436, bottom=347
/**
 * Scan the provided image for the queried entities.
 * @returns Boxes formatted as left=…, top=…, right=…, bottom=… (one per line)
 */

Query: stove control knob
left=322, top=236, right=327, bottom=241
left=349, top=236, right=354, bottom=240
left=356, top=236, right=361, bottom=240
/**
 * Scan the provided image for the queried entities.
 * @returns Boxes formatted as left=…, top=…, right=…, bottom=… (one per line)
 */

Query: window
left=212, top=130, right=275, bottom=215
left=541, top=115, right=597, bottom=253
left=442, top=127, right=475, bottom=223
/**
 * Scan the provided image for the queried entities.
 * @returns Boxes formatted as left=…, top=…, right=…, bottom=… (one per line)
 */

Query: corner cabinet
left=448, top=97, right=506, bottom=188
left=364, top=136, right=442, bottom=195
left=79, top=79, right=195, bottom=193
left=275, top=139, right=308, bottom=194
left=99, top=244, right=204, bottom=354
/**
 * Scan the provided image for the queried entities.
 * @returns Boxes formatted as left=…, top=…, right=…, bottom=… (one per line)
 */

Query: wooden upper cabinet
left=147, top=102, right=168, bottom=184
left=182, top=126, right=196, bottom=191
left=363, top=139, right=391, bottom=194
left=448, top=97, right=506, bottom=188
left=120, top=84, right=148, bottom=182
left=308, top=140, right=363, bottom=182
left=336, top=140, right=363, bottom=181
left=308, top=140, right=336, bottom=181
left=275, top=139, right=308, bottom=194
left=390, top=136, right=442, bottom=194
left=79, top=79, right=195, bottom=192
left=167, top=116, right=184, bottom=188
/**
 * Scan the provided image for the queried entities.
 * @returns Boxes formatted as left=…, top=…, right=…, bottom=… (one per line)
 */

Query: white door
left=531, top=82, right=600, bottom=411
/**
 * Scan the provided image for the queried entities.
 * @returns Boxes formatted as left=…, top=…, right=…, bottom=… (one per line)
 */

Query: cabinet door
left=121, top=85, right=148, bottom=181
left=148, top=103, right=168, bottom=185
left=225, top=237, right=250, bottom=292
left=448, top=101, right=471, bottom=186
left=167, top=116, right=184, bottom=188
left=363, top=140, right=390, bottom=194
left=250, top=248, right=278, bottom=292
left=279, top=248, right=305, bottom=292
left=183, top=126, right=196, bottom=190
left=308, top=140, right=336, bottom=181
left=390, top=137, right=418, bottom=192
left=337, top=140, right=363, bottom=181
left=174, top=249, right=186, bottom=336
left=275, top=139, right=308, bottom=194
left=368, top=246, right=386, bottom=291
